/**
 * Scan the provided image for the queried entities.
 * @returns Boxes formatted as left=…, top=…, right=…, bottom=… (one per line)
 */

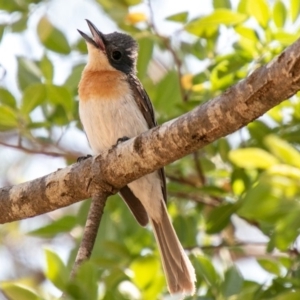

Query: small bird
left=78, top=20, right=196, bottom=296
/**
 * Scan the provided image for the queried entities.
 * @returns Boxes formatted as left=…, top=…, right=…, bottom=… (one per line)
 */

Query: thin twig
left=166, top=174, right=198, bottom=187
left=70, top=192, right=108, bottom=278
left=169, top=191, right=220, bottom=206
left=0, top=140, right=81, bottom=160
left=186, top=241, right=290, bottom=259
left=192, top=151, right=206, bottom=185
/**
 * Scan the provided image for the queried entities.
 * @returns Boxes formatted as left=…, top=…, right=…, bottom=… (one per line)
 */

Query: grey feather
left=150, top=202, right=196, bottom=295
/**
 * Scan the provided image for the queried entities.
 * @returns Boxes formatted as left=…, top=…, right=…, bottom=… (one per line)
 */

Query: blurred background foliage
left=1, top=0, right=300, bottom=299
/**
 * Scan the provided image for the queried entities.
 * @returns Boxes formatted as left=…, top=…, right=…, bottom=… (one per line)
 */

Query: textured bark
left=70, top=191, right=109, bottom=277
left=1, top=37, right=300, bottom=224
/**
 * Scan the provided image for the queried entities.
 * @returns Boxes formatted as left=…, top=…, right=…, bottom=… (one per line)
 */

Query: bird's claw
left=116, top=136, right=130, bottom=144
left=77, top=154, right=92, bottom=162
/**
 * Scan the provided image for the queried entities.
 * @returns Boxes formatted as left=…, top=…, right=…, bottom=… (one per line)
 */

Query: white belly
left=79, top=94, right=163, bottom=221
left=79, top=94, right=149, bottom=153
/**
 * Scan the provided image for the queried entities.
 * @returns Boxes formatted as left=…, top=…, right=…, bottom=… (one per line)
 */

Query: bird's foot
left=77, top=154, right=92, bottom=163
left=116, top=136, right=130, bottom=144
left=110, top=136, right=130, bottom=152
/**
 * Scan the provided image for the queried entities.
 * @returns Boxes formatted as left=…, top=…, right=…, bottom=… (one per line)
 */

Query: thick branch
left=1, top=37, right=300, bottom=223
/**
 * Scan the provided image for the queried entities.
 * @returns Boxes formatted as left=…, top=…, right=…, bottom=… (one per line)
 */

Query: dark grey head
left=78, top=20, right=138, bottom=75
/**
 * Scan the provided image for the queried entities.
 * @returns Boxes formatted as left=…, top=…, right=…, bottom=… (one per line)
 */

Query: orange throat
left=78, top=69, right=130, bottom=102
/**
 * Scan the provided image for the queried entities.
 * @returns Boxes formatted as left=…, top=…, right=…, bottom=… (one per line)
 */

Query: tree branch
left=70, top=191, right=109, bottom=277
left=1, top=37, right=300, bottom=223
left=0, top=140, right=81, bottom=160
left=192, top=151, right=206, bottom=186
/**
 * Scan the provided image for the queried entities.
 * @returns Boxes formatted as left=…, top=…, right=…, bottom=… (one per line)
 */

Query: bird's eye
left=112, top=51, right=122, bottom=61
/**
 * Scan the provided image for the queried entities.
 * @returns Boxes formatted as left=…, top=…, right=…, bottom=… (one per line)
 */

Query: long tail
left=150, top=202, right=196, bottom=295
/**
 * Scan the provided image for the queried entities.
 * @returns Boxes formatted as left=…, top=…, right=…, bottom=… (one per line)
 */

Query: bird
left=77, top=19, right=196, bottom=296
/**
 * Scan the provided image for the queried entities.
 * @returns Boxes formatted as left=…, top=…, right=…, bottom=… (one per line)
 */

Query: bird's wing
left=128, top=74, right=156, bottom=127
left=119, top=186, right=149, bottom=226
left=127, top=74, right=167, bottom=203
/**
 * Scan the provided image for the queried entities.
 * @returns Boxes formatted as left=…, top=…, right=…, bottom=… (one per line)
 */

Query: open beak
left=77, top=19, right=106, bottom=52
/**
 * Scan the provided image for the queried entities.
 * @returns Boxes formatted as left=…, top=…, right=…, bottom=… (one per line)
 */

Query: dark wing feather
left=119, top=186, right=149, bottom=226
left=127, top=74, right=167, bottom=203
left=127, top=74, right=157, bottom=127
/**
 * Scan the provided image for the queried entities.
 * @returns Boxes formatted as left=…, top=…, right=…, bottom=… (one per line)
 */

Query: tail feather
left=150, top=202, right=196, bottom=295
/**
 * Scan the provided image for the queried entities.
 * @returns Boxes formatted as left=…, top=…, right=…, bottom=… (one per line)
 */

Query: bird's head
left=78, top=20, right=138, bottom=74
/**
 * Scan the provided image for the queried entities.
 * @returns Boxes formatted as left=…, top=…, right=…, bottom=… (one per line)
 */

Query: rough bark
left=70, top=191, right=109, bottom=277
left=1, top=37, right=300, bottom=224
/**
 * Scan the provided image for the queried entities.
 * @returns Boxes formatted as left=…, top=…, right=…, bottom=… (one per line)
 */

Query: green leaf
left=273, top=31, right=298, bottom=46
left=229, top=148, right=279, bottom=169
left=0, top=24, right=5, bottom=42
left=47, top=105, right=69, bottom=126
left=37, top=16, right=70, bottom=54
left=166, top=11, right=189, bottom=23
left=17, top=57, right=41, bottom=91
left=11, top=15, right=27, bottom=32
left=75, top=38, right=87, bottom=54
left=39, top=54, right=53, bottom=82
left=201, top=9, right=247, bottom=25
left=131, top=255, right=165, bottom=300
left=264, top=135, right=300, bottom=168
left=96, top=0, right=128, bottom=23
left=267, top=164, right=300, bottom=181
left=0, top=0, right=26, bottom=12
left=0, top=105, right=18, bottom=130
left=136, top=37, right=154, bottom=80
left=123, top=0, right=141, bottom=5
left=44, top=248, right=68, bottom=290
left=231, top=168, right=251, bottom=194
left=237, top=181, right=281, bottom=221
left=237, top=0, right=248, bottom=14
left=103, top=268, right=128, bottom=291
left=248, top=0, right=270, bottom=27
left=0, top=283, right=41, bottom=300
left=213, top=0, right=231, bottom=9
left=65, top=63, right=85, bottom=94
left=273, top=1, right=287, bottom=28
left=206, top=203, right=239, bottom=234
left=235, top=25, right=259, bottom=42
left=131, top=255, right=159, bottom=289
left=174, top=214, right=198, bottom=245
left=67, top=261, right=98, bottom=300
left=247, top=121, right=272, bottom=144
left=291, top=0, right=300, bottom=22
left=21, top=83, right=46, bottom=115
left=210, top=60, right=235, bottom=90
left=27, top=121, right=51, bottom=129
left=196, top=255, right=219, bottom=285
left=0, top=88, right=16, bottom=107
left=103, top=240, right=130, bottom=259
left=257, top=258, right=281, bottom=276
left=46, top=84, right=73, bottom=119
left=273, top=210, right=300, bottom=250
left=28, top=215, right=77, bottom=238
left=152, top=71, right=182, bottom=118
left=273, top=291, right=300, bottom=300
left=186, top=9, right=247, bottom=36
left=221, top=266, right=243, bottom=297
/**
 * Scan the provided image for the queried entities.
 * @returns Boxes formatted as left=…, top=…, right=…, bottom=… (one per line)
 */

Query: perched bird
left=78, top=20, right=196, bottom=296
